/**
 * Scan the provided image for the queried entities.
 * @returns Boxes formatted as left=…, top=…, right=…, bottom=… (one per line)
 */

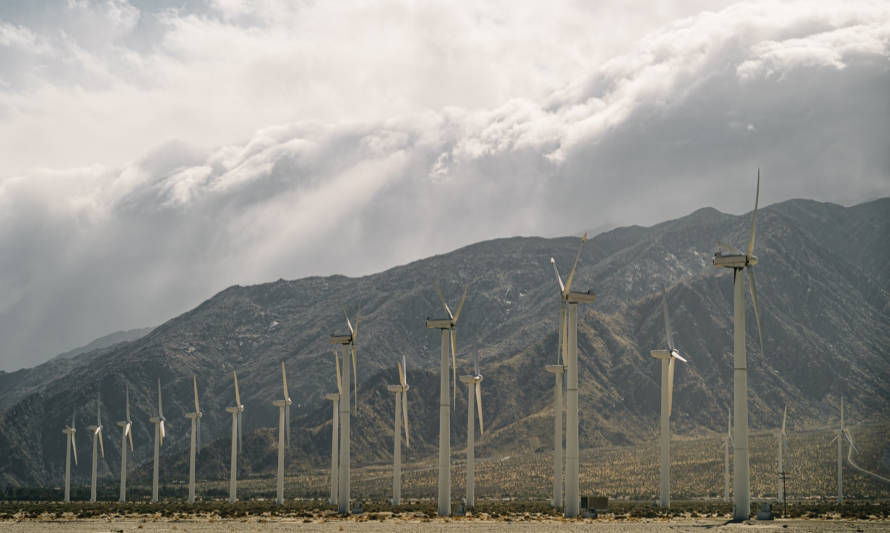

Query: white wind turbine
left=150, top=378, right=167, bottom=503
left=425, top=282, right=469, bottom=517
left=329, top=309, right=360, bottom=514
left=650, top=291, right=689, bottom=508
left=459, top=351, right=484, bottom=508
left=274, top=361, right=293, bottom=504
left=544, top=297, right=568, bottom=509
left=833, top=396, right=859, bottom=503
left=387, top=355, right=410, bottom=505
left=324, top=350, right=343, bottom=506
left=87, top=393, right=104, bottom=502
left=550, top=233, right=595, bottom=517
left=776, top=404, right=789, bottom=503
left=724, top=406, right=731, bottom=503
left=841, top=405, right=890, bottom=486
left=62, top=409, right=77, bottom=502
left=117, top=384, right=134, bottom=502
left=225, top=370, right=245, bottom=503
left=712, top=171, right=765, bottom=521
left=184, top=376, right=202, bottom=503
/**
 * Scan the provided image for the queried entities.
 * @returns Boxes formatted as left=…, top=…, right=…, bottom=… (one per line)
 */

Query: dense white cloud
left=0, top=0, right=888, bottom=370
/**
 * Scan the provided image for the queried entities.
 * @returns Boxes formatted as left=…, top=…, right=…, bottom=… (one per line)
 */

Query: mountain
left=0, top=197, right=887, bottom=489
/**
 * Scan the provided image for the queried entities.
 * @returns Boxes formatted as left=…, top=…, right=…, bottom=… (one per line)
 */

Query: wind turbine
left=225, top=370, right=244, bottom=503
left=724, top=406, right=731, bottom=503
left=117, top=384, right=134, bottom=502
left=87, top=393, right=104, bottom=502
left=425, top=282, right=469, bottom=517
left=459, top=350, right=484, bottom=508
left=550, top=233, right=595, bottom=517
left=62, top=409, right=77, bottom=502
left=833, top=396, right=858, bottom=503
left=150, top=378, right=167, bottom=503
left=324, top=350, right=342, bottom=506
left=329, top=309, right=360, bottom=514
left=650, top=291, right=689, bottom=508
left=273, top=361, right=292, bottom=504
left=184, top=376, right=202, bottom=503
left=387, top=355, right=410, bottom=505
left=712, top=171, right=764, bottom=521
left=776, top=403, right=789, bottom=503
left=842, top=411, right=890, bottom=485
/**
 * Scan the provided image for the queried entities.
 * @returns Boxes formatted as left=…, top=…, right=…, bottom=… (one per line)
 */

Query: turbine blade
left=160, top=420, right=166, bottom=442
left=844, top=430, right=858, bottom=453
left=550, top=257, right=565, bottom=294
left=716, top=241, right=742, bottom=255
left=473, top=350, right=479, bottom=378
left=233, top=371, right=241, bottom=406
left=782, top=404, right=787, bottom=434
left=128, top=424, right=134, bottom=452
left=125, top=384, right=130, bottom=421
left=286, top=403, right=291, bottom=449
left=667, top=358, right=675, bottom=417
left=238, top=411, right=243, bottom=452
left=98, top=428, right=105, bottom=458
left=402, top=354, right=407, bottom=384
left=97, top=392, right=101, bottom=426
left=747, top=169, right=760, bottom=258
left=450, top=329, right=457, bottom=409
left=672, top=350, right=688, bottom=363
left=747, top=267, right=764, bottom=356
left=563, top=232, right=587, bottom=293
left=158, top=378, right=164, bottom=419
left=334, top=350, right=342, bottom=395
left=197, top=417, right=201, bottom=449
left=453, top=284, right=469, bottom=323
left=193, top=376, right=200, bottom=414
left=662, top=291, right=674, bottom=351
left=352, top=344, right=358, bottom=411
left=558, top=302, right=566, bottom=365
left=402, top=389, right=410, bottom=448
left=398, top=361, right=406, bottom=388
left=281, top=361, right=289, bottom=400
left=434, top=282, right=453, bottom=320
left=352, top=311, right=360, bottom=341
left=71, top=433, right=78, bottom=465
left=343, top=307, right=353, bottom=335
left=476, top=381, right=484, bottom=436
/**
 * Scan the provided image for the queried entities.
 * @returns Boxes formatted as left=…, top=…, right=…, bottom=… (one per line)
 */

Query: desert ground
left=2, top=517, right=890, bottom=532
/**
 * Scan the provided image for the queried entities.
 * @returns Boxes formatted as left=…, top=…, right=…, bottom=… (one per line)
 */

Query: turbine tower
left=724, top=406, right=731, bottom=503
left=225, top=370, right=244, bottom=503
left=324, top=350, right=342, bottom=505
left=274, top=361, right=293, bottom=504
left=387, top=355, right=410, bottom=505
left=329, top=309, right=360, bottom=514
left=184, top=376, right=202, bottom=503
left=117, top=384, right=134, bottom=502
left=459, top=350, right=484, bottom=508
left=550, top=233, right=595, bottom=517
left=650, top=291, right=689, bottom=508
left=777, top=403, right=789, bottom=503
left=62, top=410, right=77, bottom=502
left=87, top=393, right=104, bottom=502
left=425, top=282, right=468, bottom=517
left=834, top=396, right=858, bottom=503
left=544, top=363, right=564, bottom=508
left=712, top=172, right=764, bottom=521
left=150, top=378, right=167, bottom=503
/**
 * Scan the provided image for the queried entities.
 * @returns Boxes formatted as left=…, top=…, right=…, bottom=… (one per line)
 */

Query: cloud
left=0, top=1, right=888, bottom=370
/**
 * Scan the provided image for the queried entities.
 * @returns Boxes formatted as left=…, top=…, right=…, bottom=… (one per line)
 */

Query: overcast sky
left=0, top=0, right=888, bottom=371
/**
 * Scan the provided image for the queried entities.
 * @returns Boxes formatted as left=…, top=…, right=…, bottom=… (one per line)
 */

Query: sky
left=0, top=0, right=888, bottom=371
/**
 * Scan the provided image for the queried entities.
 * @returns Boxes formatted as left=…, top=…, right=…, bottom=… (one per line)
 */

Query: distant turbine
left=650, top=291, right=689, bottom=508
left=329, top=308, right=360, bottom=514
left=273, top=361, right=293, bottom=504
left=87, top=393, right=104, bottom=503
left=117, top=384, right=134, bottom=502
left=150, top=378, right=167, bottom=503
left=459, top=350, right=484, bottom=508
left=550, top=233, right=595, bottom=517
left=184, top=376, right=203, bottom=503
left=225, top=370, right=245, bottom=503
left=62, top=409, right=77, bottom=503
left=425, top=282, right=469, bottom=517
left=776, top=403, right=789, bottom=503
left=324, top=350, right=343, bottom=505
left=712, top=171, right=764, bottom=521
left=387, top=355, right=410, bottom=505
left=842, top=407, right=890, bottom=485
left=724, top=406, right=731, bottom=503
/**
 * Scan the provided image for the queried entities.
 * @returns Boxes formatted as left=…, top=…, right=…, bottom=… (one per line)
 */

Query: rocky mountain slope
left=0, top=197, right=887, bottom=488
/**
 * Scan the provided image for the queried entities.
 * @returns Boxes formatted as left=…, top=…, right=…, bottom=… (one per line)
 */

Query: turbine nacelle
left=712, top=253, right=758, bottom=269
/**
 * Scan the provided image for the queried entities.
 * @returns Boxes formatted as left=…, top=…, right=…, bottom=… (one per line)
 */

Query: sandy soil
left=0, top=518, right=888, bottom=532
